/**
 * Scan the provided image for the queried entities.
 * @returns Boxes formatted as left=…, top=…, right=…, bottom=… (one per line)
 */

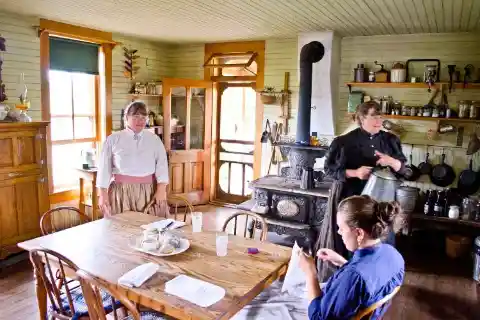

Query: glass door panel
left=189, top=88, right=206, bottom=149
left=170, top=86, right=187, bottom=150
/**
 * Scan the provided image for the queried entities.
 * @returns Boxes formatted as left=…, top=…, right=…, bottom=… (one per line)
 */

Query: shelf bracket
left=347, top=84, right=352, bottom=93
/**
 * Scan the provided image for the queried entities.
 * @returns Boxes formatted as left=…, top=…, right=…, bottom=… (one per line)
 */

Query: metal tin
left=474, top=236, right=480, bottom=282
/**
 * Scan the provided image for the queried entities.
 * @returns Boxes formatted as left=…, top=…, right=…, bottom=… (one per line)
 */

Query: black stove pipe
left=296, top=41, right=325, bottom=145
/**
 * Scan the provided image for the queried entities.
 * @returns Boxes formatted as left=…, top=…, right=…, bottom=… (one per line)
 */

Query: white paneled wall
left=0, top=11, right=40, bottom=120
left=169, top=43, right=204, bottom=80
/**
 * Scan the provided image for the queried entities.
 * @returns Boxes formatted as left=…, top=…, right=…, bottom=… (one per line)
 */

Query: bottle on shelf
left=433, top=190, right=444, bottom=217
left=424, top=190, right=434, bottom=216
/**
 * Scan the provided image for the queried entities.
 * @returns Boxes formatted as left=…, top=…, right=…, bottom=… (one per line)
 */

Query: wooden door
left=162, top=78, right=213, bottom=205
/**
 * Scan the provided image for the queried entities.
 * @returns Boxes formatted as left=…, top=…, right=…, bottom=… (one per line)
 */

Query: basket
left=446, top=235, right=471, bottom=259
left=260, top=94, right=277, bottom=105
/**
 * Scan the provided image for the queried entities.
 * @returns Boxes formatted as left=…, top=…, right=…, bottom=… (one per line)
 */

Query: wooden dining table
left=17, top=211, right=292, bottom=320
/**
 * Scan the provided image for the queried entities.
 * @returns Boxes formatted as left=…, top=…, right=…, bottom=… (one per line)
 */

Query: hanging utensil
left=260, top=119, right=271, bottom=143
left=467, top=127, right=480, bottom=155
left=274, top=123, right=284, bottom=164
left=457, top=157, right=480, bottom=196
left=430, top=151, right=456, bottom=187
left=418, top=147, right=433, bottom=175
left=403, top=146, right=421, bottom=181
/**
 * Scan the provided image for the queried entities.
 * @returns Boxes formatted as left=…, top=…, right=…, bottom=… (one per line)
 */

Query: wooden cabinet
left=0, top=122, right=50, bottom=259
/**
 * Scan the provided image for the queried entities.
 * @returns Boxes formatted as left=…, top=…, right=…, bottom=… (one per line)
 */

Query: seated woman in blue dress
left=299, top=195, right=405, bottom=320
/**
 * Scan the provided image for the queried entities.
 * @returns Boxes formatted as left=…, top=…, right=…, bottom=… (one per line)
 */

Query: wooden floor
left=1, top=205, right=479, bottom=320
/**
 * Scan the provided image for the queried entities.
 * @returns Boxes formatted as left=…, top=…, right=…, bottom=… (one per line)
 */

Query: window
left=49, top=70, right=97, bottom=192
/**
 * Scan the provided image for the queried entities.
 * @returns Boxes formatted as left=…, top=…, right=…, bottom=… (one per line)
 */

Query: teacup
left=141, top=239, right=159, bottom=251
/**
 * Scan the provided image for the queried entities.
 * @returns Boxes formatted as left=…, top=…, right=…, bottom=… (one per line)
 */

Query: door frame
left=162, top=77, right=213, bottom=205
left=204, top=41, right=265, bottom=193
left=213, top=82, right=257, bottom=204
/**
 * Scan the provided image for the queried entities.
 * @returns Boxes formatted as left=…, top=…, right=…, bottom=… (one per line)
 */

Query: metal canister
left=473, top=236, right=480, bottom=282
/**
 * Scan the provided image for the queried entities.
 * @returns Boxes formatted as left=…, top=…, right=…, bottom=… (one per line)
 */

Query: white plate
left=129, top=237, right=190, bottom=257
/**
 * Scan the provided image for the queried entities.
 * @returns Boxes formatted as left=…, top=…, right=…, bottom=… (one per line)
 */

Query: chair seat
left=50, top=286, right=120, bottom=319
left=125, top=311, right=171, bottom=320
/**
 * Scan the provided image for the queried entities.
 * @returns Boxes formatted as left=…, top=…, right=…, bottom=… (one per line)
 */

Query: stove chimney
left=296, top=41, right=325, bottom=145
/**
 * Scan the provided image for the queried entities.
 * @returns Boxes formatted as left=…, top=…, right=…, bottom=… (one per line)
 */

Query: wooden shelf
left=347, top=113, right=480, bottom=123
left=411, top=214, right=480, bottom=228
left=346, top=82, right=480, bottom=90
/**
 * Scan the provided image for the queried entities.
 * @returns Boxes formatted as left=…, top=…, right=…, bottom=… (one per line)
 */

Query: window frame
left=39, top=19, right=115, bottom=197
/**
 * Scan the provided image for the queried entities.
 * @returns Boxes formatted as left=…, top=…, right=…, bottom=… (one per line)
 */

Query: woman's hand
left=355, top=166, right=372, bottom=180
left=375, top=151, right=401, bottom=172
left=298, top=251, right=317, bottom=278
left=98, top=191, right=111, bottom=217
left=317, top=248, right=348, bottom=267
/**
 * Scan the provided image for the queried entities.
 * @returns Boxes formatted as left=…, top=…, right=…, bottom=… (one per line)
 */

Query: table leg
left=92, top=176, right=99, bottom=220
left=79, top=177, right=86, bottom=215
left=34, top=263, right=48, bottom=319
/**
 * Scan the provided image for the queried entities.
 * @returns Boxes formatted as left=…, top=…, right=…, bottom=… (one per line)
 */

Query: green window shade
left=49, top=37, right=99, bottom=75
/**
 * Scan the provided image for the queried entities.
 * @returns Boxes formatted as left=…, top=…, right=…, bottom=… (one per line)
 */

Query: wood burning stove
left=240, top=40, right=328, bottom=252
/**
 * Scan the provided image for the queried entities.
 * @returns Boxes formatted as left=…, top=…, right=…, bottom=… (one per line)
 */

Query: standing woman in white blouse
left=96, top=101, right=169, bottom=217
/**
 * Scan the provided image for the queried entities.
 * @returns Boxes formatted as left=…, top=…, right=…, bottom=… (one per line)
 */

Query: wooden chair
left=29, top=248, right=119, bottom=319
left=353, top=286, right=401, bottom=320
left=77, top=269, right=170, bottom=320
left=222, top=212, right=268, bottom=241
left=144, top=195, right=194, bottom=223
left=40, top=206, right=91, bottom=236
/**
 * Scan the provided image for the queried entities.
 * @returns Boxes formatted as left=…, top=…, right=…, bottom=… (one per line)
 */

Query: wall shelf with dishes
left=346, top=82, right=480, bottom=92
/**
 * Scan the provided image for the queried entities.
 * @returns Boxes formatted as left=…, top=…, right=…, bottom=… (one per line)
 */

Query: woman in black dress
left=324, top=101, right=408, bottom=247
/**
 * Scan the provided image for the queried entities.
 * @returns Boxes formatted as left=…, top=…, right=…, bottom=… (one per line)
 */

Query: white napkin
left=141, top=219, right=186, bottom=230
left=118, top=262, right=159, bottom=288
left=281, top=242, right=307, bottom=295
left=165, top=275, right=225, bottom=307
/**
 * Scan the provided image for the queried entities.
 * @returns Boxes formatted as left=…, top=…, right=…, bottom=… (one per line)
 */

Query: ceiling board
left=0, top=0, right=479, bottom=42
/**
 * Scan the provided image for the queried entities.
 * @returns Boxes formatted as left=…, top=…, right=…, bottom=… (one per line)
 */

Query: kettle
left=361, top=167, right=400, bottom=202
left=300, top=167, right=314, bottom=190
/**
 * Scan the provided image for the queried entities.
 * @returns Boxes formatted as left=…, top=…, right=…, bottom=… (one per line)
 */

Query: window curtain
left=49, top=37, right=99, bottom=75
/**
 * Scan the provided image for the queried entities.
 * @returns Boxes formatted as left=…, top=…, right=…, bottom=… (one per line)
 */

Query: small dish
left=129, top=236, right=190, bottom=257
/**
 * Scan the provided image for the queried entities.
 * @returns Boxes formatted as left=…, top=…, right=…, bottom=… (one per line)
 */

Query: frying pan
left=418, top=150, right=432, bottom=175
left=429, top=152, right=456, bottom=187
left=403, top=152, right=421, bottom=181
left=457, top=159, right=480, bottom=196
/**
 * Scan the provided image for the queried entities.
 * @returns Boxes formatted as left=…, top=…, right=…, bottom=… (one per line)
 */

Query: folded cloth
left=165, top=275, right=225, bottom=307
left=281, top=242, right=307, bottom=295
left=118, top=262, right=159, bottom=288
left=141, top=219, right=186, bottom=230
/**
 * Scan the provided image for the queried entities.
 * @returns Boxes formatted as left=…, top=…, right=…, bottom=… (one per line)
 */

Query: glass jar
left=472, top=101, right=480, bottom=119
left=448, top=205, right=460, bottom=219
left=431, top=106, right=439, bottom=118
left=459, top=100, right=470, bottom=118
left=422, top=105, right=432, bottom=117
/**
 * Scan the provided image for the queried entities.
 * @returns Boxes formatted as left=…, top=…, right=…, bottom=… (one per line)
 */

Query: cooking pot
left=361, top=167, right=401, bottom=202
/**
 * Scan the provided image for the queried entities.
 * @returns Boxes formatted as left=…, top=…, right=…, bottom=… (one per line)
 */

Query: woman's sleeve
left=154, top=136, right=170, bottom=184
left=388, top=134, right=408, bottom=175
left=96, top=137, right=113, bottom=189
left=324, top=137, right=347, bottom=182
left=308, top=271, right=367, bottom=320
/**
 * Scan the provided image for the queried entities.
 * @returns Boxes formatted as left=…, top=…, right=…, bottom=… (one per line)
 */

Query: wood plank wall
left=111, top=35, right=172, bottom=129
left=0, top=11, right=41, bottom=119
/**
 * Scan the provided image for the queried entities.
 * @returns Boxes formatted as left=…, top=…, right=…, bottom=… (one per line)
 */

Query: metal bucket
left=395, top=186, right=420, bottom=214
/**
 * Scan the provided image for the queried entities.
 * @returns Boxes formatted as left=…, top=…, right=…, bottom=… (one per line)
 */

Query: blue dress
left=308, top=243, right=404, bottom=320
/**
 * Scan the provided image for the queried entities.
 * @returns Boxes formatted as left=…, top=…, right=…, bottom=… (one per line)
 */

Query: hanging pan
left=260, top=119, right=271, bottom=143
left=403, top=146, right=421, bottom=181
left=457, top=158, right=480, bottom=196
left=429, top=151, right=456, bottom=187
left=418, top=147, right=432, bottom=175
